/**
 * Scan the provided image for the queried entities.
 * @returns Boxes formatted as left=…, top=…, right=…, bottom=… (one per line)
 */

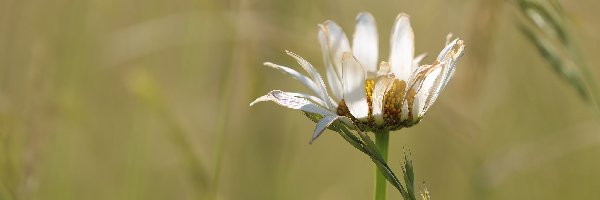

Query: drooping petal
left=320, top=21, right=351, bottom=80
left=389, top=13, right=415, bottom=82
left=264, top=62, right=321, bottom=98
left=319, top=29, right=343, bottom=101
left=286, top=92, right=326, bottom=107
left=250, top=90, right=336, bottom=116
left=310, top=115, right=339, bottom=144
left=286, top=50, right=336, bottom=110
left=341, top=52, right=369, bottom=121
left=352, top=12, right=378, bottom=77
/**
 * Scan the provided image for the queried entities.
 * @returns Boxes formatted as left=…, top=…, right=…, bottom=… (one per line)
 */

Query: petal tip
left=396, top=12, right=411, bottom=20
left=357, top=11, right=372, bottom=16
left=456, top=39, right=465, bottom=46
left=321, top=20, right=338, bottom=29
left=341, top=51, right=354, bottom=60
left=249, top=96, right=265, bottom=106
left=309, top=136, right=318, bottom=144
left=445, top=33, right=454, bottom=45
left=356, top=12, right=374, bottom=21
left=285, top=50, right=301, bottom=59
left=317, top=23, right=326, bottom=31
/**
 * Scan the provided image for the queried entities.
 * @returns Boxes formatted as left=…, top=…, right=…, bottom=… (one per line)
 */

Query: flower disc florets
left=336, top=79, right=416, bottom=131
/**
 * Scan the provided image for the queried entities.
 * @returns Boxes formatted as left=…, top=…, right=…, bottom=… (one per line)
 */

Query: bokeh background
left=1, top=0, right=600, bottom=199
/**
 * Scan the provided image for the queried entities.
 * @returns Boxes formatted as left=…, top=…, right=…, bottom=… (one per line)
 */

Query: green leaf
left=403, top=153, right=417, bottom=200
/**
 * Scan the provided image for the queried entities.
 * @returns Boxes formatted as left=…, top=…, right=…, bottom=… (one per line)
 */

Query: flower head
left=251, top=12, right=465, bottom=142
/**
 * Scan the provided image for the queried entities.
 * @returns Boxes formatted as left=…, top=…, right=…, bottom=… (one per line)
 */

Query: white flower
left=251, top=12, right=465, bottom=142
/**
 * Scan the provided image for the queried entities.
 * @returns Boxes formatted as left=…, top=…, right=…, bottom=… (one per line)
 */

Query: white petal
left=321, top=21, right=351, bottom=80
left=250, top=90, right=336, bottom=116
left=423, top=62, right=450, bottom=114
left=286, top=50, right=336, bottom=110
left=413, top=67, right=442, bottom=118
left=436, top=38, right=460, bottom=61
left=352, top=12, right=378, bottom=77
left=310, top=115, right=339, bottom=144
left=341, top=52, right=369, bottom=120
left=377, top=61, right=392, bottom=76
left=404, top=53, right=428, bottom=89
left=319, top=29, right=343, bottom=101
left=372, top=74, right=395, bottom=125
left=325, top=64, right=343, bottom=101
left=423, top=39, right=465, bottom=113
left=445, top=33, right=453, bottom=45
left=389, top=13, right=415, bottom=82
left=264, top=62, right=321, bottom=98
left=286, top=92, right=326, bottom=107
left=437, top=39, right=464, bottom=89
left=412, top=53, right=427, bottom=71
left=400, top=100, right=409, bottom=122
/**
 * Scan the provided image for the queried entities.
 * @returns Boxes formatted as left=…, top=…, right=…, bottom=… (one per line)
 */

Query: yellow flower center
left=337, top=79, right=417, bottom=131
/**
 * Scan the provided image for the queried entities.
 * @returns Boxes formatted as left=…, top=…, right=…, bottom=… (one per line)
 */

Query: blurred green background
left=1, top=0, right=600, bottom=199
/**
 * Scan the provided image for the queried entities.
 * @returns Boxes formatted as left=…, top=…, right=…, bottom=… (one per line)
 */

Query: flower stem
left=374, top=130, right=389, bottom=200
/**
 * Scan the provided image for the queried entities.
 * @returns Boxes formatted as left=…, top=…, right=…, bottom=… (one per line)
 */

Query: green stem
left=374, top=130, right=390, bottom=200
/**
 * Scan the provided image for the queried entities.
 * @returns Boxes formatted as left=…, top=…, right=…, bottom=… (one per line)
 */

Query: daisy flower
left=251, top=12, right=465, bottom=142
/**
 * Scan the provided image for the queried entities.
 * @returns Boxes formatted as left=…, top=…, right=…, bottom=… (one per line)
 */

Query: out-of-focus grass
left=1, top=0, right=600, bottom=200
left=514, top=0, right=599, bottom=113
